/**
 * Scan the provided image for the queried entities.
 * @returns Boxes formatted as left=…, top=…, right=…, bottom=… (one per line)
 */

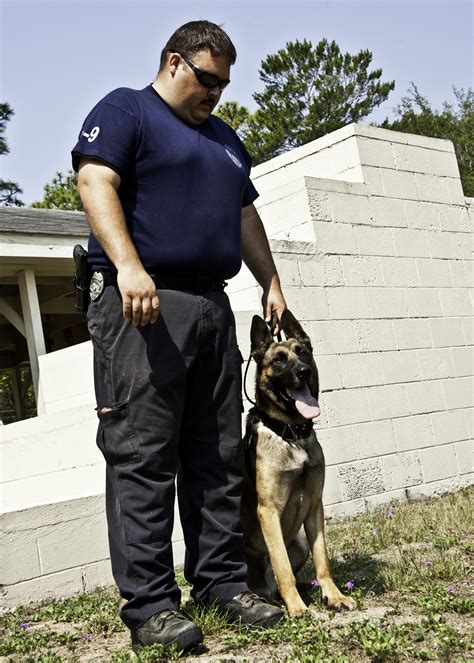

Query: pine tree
left=223, top=39, right=394, bottom=165
left=32, top=170, right=83, bottom=211
left=0, top=102, right=24, bottom=206
left=382, top=84, right=473, bottom=196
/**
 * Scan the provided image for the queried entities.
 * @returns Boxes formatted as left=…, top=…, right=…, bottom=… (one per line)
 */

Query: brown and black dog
left=241, top=309, right=356, bottom=617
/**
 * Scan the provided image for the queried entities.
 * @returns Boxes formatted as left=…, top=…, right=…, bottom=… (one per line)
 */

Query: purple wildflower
left=21, top=623, right=30, bottom=630
left=387, top=507, right=395, bottom=519
left=84, top=634, right=94, bottom=642
left=447, top=586, right=457, bottom=595
left=311, top=579, right=320, bottom=588
left=345, top=581, right=355, bottom=590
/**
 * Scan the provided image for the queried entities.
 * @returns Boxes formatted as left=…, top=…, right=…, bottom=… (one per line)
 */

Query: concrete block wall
left=2, top=123, right=472, bottom=608
left=245, top=123, right=473, bottom=519
left=2, top=496, right=112, bottom=607
left=256, top=239, right=472, bottom=520
left=1, top=402, right=186, bottom=607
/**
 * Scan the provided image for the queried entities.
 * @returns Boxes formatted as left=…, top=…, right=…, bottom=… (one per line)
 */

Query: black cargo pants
left=87, top=284, right=248, bottom=629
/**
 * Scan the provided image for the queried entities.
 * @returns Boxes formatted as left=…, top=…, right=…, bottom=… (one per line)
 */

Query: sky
left=1, top=0, right=472, bottom=205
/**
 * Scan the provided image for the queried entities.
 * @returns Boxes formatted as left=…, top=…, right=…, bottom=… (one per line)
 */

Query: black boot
left=221, top=591, right=285, bottom=628
left=131, top=609, right=203, bottom=653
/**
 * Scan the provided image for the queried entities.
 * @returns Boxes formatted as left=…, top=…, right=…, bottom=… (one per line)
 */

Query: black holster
left=73, top=244, right=91, bottom=313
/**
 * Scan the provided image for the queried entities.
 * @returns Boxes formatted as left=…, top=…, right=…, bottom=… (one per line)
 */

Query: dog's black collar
left=248, top=407, right=314, bottom=443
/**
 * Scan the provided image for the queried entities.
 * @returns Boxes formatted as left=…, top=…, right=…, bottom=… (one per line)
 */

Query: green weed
left=1, top=488, right=472, bottom=661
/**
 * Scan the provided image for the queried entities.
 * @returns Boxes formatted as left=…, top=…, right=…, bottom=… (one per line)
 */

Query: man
left=72, top=20, right=286, bottom=654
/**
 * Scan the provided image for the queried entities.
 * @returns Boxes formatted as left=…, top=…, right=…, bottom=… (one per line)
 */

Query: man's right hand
left=117, top=267, right=160, bottom=326
left=77, top=159, right=160, bottom=327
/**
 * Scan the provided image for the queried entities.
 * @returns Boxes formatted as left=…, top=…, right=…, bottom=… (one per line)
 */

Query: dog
left=241, top=309, right=356, bottom=617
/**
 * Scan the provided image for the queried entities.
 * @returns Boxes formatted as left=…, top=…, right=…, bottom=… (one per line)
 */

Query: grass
left=1, top=488, right=472, bottom=661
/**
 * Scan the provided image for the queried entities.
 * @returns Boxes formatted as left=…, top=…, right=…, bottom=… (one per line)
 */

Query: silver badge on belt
left=90, top=271, right=104, bottom=301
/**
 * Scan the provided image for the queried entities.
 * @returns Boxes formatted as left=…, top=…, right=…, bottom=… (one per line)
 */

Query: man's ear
left=280, top=309, right=312, bottom=352
left=250, top=315, right=273, bottom=363
left=167, top=52, right=181, bottom=76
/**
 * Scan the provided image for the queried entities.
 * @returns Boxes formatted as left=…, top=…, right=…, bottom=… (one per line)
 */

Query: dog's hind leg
left=304, top=499, right=356, bottom=611
left=245, top=547, right=278, bottom=599
left=287, top=529, right=310, bottom=576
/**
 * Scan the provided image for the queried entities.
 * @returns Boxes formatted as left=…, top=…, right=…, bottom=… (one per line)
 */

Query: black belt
left=98, top=271, right=227, bottom=294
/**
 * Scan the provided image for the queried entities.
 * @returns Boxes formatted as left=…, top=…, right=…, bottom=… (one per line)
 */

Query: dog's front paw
left=287, top=604, right=307, bottom=618
left=325, top=592, right=357, bottom=611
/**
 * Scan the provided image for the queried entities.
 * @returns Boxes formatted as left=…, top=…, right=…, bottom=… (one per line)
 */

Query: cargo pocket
left=96, top=401, right=140, bottom=464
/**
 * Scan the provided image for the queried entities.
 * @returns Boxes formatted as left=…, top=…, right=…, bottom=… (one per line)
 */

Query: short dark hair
left=159, top=20, right=237, bottom=71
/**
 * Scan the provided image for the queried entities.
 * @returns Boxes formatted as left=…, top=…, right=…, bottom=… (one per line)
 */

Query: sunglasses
left=176, top=51, right=230, bottom=91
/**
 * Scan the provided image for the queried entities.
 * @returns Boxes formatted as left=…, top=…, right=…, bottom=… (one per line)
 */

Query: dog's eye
left=272, top=352, right=287, bottom=365
left=294, top=345, right=309, bottom=358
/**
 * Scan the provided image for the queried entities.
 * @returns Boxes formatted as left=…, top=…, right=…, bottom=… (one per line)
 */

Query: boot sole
left=131, top=626, right=203, bottom=654
left=245, top=611, right=285, bottom=629
left=222, top=607, right=285, bottom=629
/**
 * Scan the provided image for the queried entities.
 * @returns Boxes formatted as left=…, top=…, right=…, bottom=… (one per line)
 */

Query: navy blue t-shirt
left=71, top=85, right=258, bottom=278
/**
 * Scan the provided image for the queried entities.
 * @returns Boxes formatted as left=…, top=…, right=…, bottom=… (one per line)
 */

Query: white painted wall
left=38, top=341, right=95, bottom=414
left=2, top=123, right=472, bottom=608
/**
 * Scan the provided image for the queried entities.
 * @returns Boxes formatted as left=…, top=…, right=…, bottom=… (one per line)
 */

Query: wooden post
left=17, top=270, right=46, bottom=413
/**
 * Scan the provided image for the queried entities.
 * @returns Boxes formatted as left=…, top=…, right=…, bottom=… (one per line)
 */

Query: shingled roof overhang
left=0, top=207, right=90, bottom=413
left=0, top=206, right=89, bottom=235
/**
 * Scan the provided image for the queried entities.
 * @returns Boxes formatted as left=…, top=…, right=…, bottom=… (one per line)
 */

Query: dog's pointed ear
left=280, top=309, right=313, bottom=351
left=250, top=315, right=273, bottom=363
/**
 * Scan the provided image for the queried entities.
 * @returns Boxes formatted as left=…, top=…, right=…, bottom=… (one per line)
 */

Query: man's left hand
left=262, top=283, right=286, bottom=336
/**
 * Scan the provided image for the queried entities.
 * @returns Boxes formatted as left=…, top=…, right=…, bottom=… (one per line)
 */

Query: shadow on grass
left=298, top=551, right=389, bottom=603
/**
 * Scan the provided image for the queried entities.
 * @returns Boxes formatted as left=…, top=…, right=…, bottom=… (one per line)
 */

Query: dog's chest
left=253, top=425, right=322, bottom=537
left=253, top=424, right=323, bottom=512
left=254, top=424, right=322, bottom=471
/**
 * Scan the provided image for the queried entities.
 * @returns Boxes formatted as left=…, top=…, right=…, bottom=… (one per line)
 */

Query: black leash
left=243, top=353, right=256, bottom=406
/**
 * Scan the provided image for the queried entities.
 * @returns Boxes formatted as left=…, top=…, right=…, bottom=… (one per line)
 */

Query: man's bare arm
left=77, top=158, right=159, bottom=326
left=241, top=203, right=286, bottom=329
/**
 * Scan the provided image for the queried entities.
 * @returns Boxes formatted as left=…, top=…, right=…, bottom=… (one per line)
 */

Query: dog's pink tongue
left=289, top=385, right=321, bottom=419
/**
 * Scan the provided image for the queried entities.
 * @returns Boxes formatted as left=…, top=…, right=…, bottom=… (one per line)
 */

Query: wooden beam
left=39, top=288, right=75, bottom=305
left=0, top=298, right=25, bottom=336
left=0, top=352, right=18, bottom=369
left=17, top=270, right=46, bottom=410
left=0, top=275, right=72, bottom=286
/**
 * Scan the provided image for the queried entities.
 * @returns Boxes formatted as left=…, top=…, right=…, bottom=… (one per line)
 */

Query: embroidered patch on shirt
left=225, top=145, right=243, bottom=169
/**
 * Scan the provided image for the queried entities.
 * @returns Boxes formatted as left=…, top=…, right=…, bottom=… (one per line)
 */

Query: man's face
left=168, top=49, right=231, bottom=125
